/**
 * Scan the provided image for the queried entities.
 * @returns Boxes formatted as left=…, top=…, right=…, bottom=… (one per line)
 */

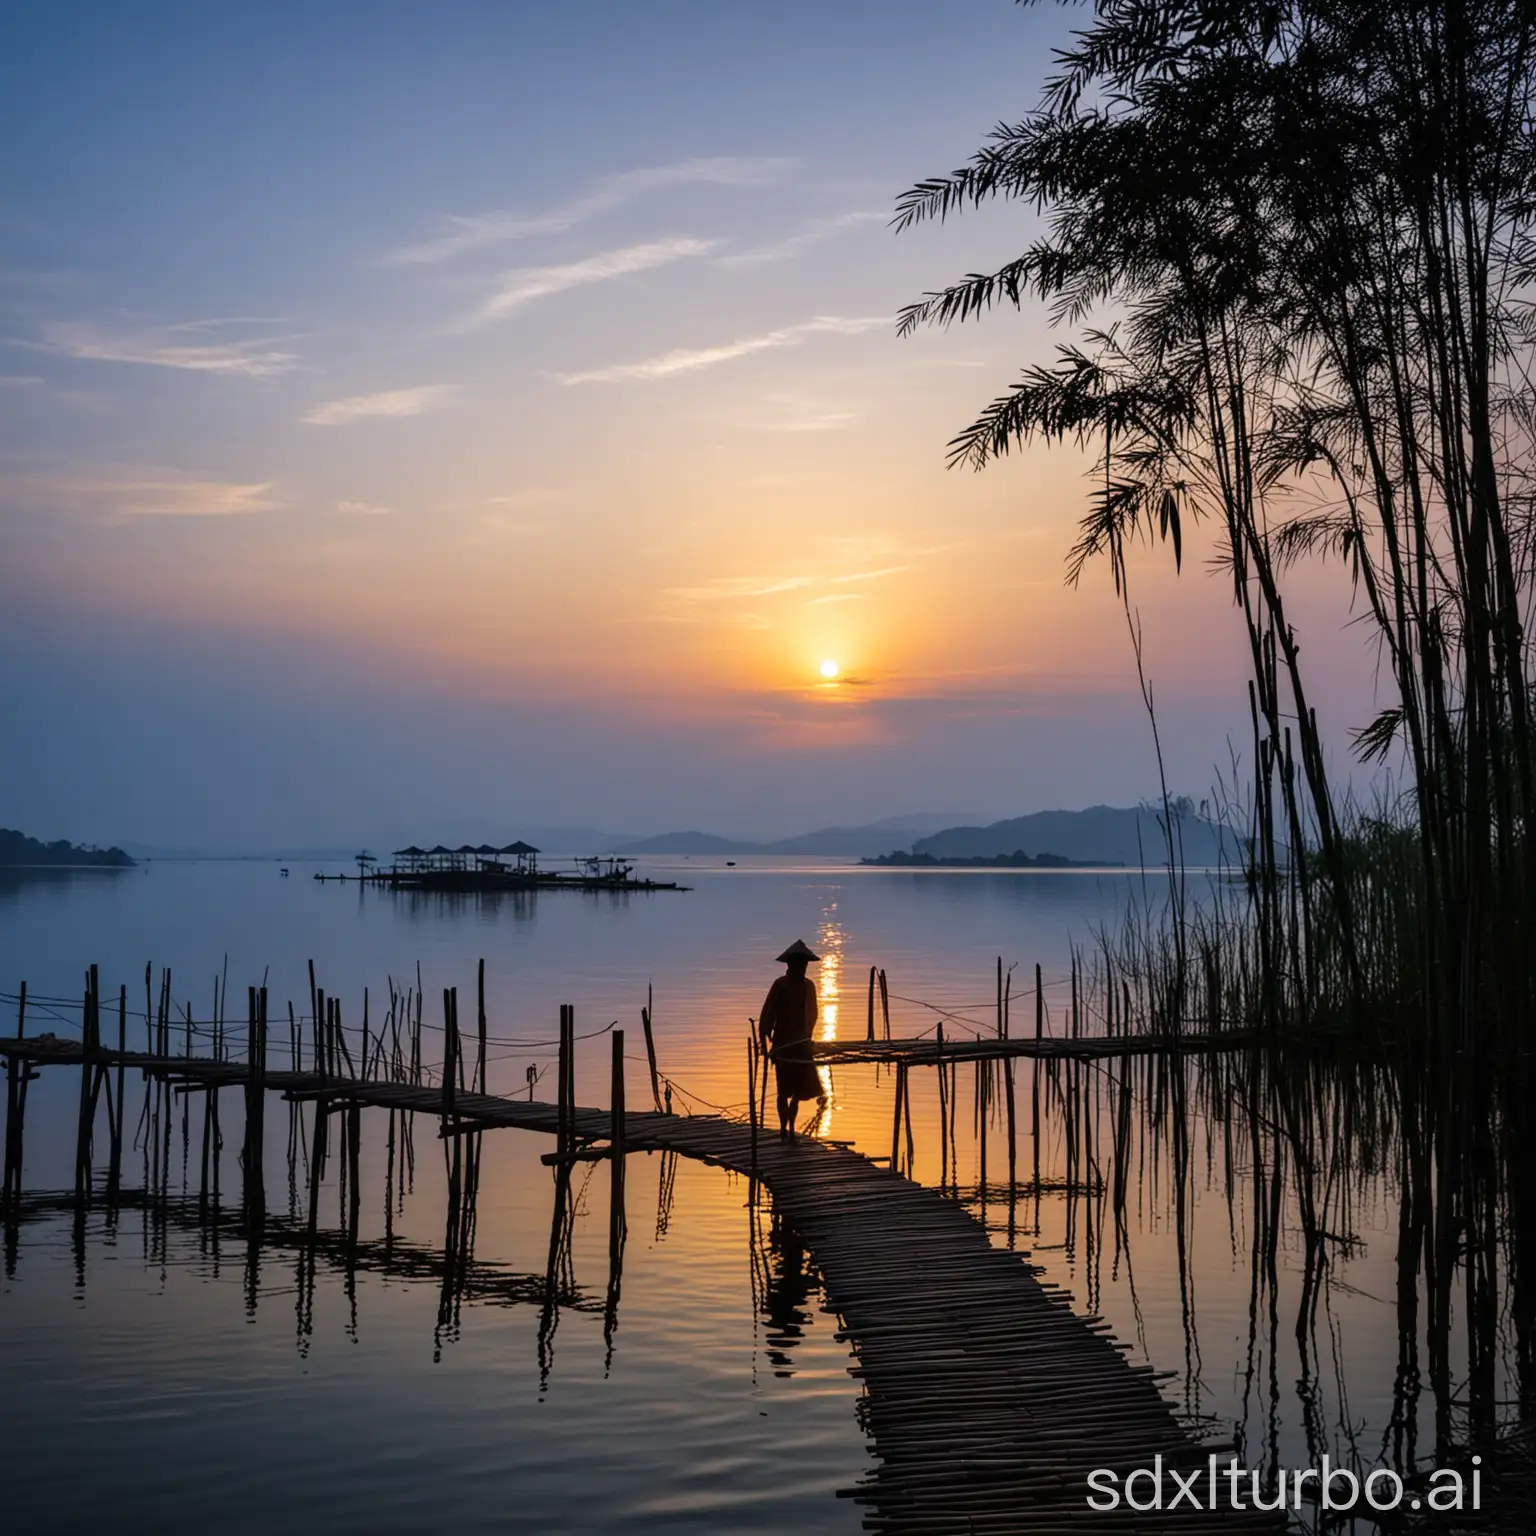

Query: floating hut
left=322, top=838, right=683, bottom=892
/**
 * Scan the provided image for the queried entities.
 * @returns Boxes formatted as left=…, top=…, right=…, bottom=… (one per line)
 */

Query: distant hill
left=909, top=805, right=1238, bottom=867
left=618, top=806, right=1240, bottom=863
left=862, top=850, right=1106, bottom=869
left=0, top=828, right=135, bottom=868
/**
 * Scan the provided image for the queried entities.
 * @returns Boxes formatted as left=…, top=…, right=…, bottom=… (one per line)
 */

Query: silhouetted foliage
left=899, top=0, right=1536, bottom=1455
left=0, top=828, right=134, bottom=868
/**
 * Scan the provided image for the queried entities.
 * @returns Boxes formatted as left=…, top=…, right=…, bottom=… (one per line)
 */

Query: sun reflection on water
left=812, top=902, right=844, bottom=1135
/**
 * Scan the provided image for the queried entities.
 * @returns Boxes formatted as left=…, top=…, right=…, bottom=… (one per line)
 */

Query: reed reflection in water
left=848, top=1029, right=1529, bottom=1523
left=0, top=1107, right=863, bottom=1535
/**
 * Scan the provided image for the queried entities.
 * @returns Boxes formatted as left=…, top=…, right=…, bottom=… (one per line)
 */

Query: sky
left=0, top=1, right=1381, bottom=848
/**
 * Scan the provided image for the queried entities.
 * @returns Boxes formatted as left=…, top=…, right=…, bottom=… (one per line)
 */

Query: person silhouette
left=758, top=939, right=821, bottom=1139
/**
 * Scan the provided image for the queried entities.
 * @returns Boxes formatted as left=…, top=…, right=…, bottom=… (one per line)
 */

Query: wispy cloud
left=663, top=563, right=907, bottom=609
left=666, top=574, right=819, bottom=604
left=719, top=210, right=884, bottom=267
left=389, top=156, right=795, bottom=265
left=302, top=384, right=456, bottom=426
left=0, top=373, right=44, bottom=388
left=461, top=238, right=716, bottom=329
left=105, top=478, right=280, bottom=518
left=37, top=321, right=303, bottom=379
left=165, top=315, right=294, bottom=332
left=337, top=499, right=391, bottom=516
left=560, top=314, right=888, bottom=385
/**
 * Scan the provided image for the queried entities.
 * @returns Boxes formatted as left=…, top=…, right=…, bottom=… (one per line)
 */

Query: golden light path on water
left=813, top=902, right=844, bottom=1131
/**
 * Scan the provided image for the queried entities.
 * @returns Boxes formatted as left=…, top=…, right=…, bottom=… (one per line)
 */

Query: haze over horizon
left=2, top=1, right=1382, bottom=850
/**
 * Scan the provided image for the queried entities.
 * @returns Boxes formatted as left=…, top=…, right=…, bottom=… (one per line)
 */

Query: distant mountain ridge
left=617, top=805, right=1238, bottom=864
left=910, top=805, right=1237, bottom=867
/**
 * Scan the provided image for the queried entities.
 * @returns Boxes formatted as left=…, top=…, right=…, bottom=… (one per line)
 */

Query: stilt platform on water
left=2, top=1023, right=1284, bottom=1533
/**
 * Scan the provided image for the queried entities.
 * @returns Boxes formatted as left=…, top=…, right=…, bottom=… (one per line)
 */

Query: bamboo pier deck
left=1, top=1034, right=1283, bottom=1532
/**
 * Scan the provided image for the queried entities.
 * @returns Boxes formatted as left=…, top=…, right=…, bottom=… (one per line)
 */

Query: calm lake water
left=0, top=860, right=1482, bottom=1530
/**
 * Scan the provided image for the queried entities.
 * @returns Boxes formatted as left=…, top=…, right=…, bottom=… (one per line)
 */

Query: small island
left=859, top=848, right=1117, bottom=869
left=0, top=828, right=135, bottom=868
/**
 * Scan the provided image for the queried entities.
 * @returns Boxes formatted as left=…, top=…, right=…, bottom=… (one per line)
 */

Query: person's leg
left=777, top=1091, right=792, bottom=1137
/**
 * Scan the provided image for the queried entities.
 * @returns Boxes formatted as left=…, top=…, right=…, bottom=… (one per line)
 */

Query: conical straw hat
left=775, top=938, right=820, bottom=963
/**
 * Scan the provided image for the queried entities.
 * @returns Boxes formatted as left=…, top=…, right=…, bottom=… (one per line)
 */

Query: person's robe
left=760, top=974, right=821, bottom=1099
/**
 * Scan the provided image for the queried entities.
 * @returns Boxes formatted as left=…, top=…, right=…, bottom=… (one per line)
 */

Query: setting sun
left=819, top=659, right=840, bottom=680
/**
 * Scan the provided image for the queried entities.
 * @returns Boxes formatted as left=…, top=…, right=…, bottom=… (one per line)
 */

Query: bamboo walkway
left=1, top=1035, right=1284, bottom=1532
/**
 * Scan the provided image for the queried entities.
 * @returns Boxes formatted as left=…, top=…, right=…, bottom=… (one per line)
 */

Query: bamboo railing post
left=109, top=984, right=126, bottom=1201
left=610, top=1028, right=626, bottom=1162
left=245, top=986, right=268, bottom=1224
left=306, top=987, right=330, bottom=1235
left=936, top=1022, right=948, bottom=1190
left=603, top=1030, right=628, bottom=1287
left=892, top=1062, right=906, bottom=1174
left=757, top=1024, right=770, bottom=1140
left=74, top=966, right=100, bottom=1202
left=902, top=1063, right=915, bottom=1175
left=1004, top=970, right=1017, bottom=1198
left=566, top=1006, right=577, bottom=1148
left=641, top=988, right=662, bottom=1113
left=747, top=1034, right=759, bottom=1175
left=867, top=965, right=876, bottom=1043
left=1032, top=963, right=1042, bottom=1219
left=977, top=1056, right=987, bottom=1199
left=2, top=983, right=25, bottom=1209
left=307, top=961, right=319, bottom=1065
left=556, top=1005, right=572, bottom=1159
left=243, top=985, right=256, bottom=1200
left=441, top=988, right=457, bottom=1128
left=879, top=969, right=890, bottom=1039
left=477, top=959, right=487, bottom=1096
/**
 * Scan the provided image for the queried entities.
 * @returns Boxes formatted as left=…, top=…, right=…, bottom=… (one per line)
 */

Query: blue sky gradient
left=0, top=2, right=1377, bottom=847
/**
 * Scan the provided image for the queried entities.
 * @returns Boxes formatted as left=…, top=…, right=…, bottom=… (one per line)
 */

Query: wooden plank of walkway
left=1, top=1038, right=1284, bottom=1532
